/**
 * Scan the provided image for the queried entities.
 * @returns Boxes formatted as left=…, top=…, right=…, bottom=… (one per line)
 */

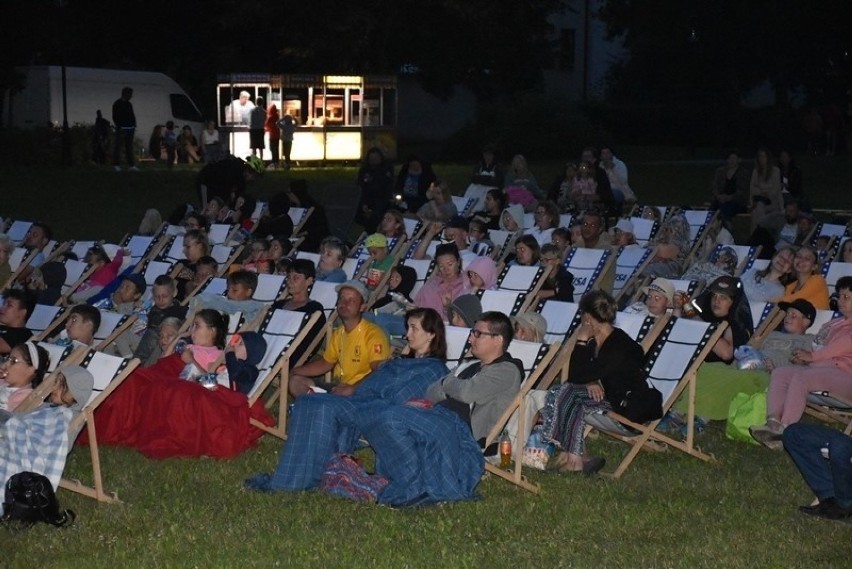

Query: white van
left=3, top=66, right=205, bottom=151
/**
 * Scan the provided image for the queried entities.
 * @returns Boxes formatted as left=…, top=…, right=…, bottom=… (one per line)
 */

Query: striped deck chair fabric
left=6, top=220, right=33, bottom=244
left=476, top=289, right=526, bottom=316
left=628, top=217, right=659, bottom=247
left=708, top=243, right=760, bottom=276
left=485, top=230, right=517, bottom=262
left=462, top=183, right=495, bottom=213
left=401, top=258, right=435, bottom=298
left=495, top=264, right=545, bottom=298
left=613, top=246, right=653, bottom=300
left=535, top=299, right=581, bottom=344
left=288, top=207, right=313, bottom=234
left=26, top=304, right=67, bottom=341
left=562, top=247, right=613, bottom=297
left=822, top=261, right=852, bottom=290
left=121, top=234, right=161, bottom=267
left=452, top=196, right=477, bottom=217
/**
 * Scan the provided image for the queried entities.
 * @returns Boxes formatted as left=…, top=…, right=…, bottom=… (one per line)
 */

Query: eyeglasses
left=0, top=355, right=24, bottom=366
left=469, top=329, right=499, bottom=338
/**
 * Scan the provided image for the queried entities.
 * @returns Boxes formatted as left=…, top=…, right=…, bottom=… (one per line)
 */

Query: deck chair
left=93, top=310, right=138, bottom=351
left=136, top=259, right=174, bottom=303
left=26, top=304, right=68, bottom=341
left=208, top=223, right=236, bottom=245
left=342, top=257, right=367, bottom=281
left=629, top=276, right=703, bottom=306
left=749, top=302, right=783, bottom=346
left=680, top=209, right=716, bottom=230
left=401, top=258, right=435, bottom=298
left=487, top=230, right=518, bottom=263
left=614, top=312, right=670, bottom=352
left=584, top=317, right=727, bottom=478
left=12, top=344, right=89, bottom=415
left=822, top=261, right=852, bottom=291
left=58, top=350, right=140, bottom=502
left=535, top=299, right=582, bottom=344
left=495, top=264, right=546, bottom=308
left=452, top=196, right=477, bottom=217
left=253, top=273, right=288, bottom=303
left=211, top=244, right=244, bottom=272
left=58, top=258, right=97, bottom=304
left=629, top=217, right=659, bottom=247
left=295, top=251, right=320, bottom=266
left=476, top=289, right=527, bottom=316
left=707, top=243, right=761, bottom=276
left=481, top=339, right=561, bottom=493
left=5, top=220, right=33, bottom=244
left=248, top=309, right=324, bottom=439
left=806, top=309, right=841, bottom=335
left=308, top=280, right=342, bottom=321
left=288, top=206, right=314, bottom=235
left=462, top=183, right=495, bottom=213
left=120, top=234, right=165, bottom=267
left=3, top=247, right=36, bottom=288
left=811, top=222, right=848, bottom=247
left=444, top=325, right=473, bottom=367
left=402, top=218, right=424, bottom=243
left=156, top=235, right=184, bottom=265
left=613, top=246, right=654, bottom=301
left=559, top=214, right=573, bottom=229
left=563, top=247, right=615, bottom=297
left=835, top=237, right=852, bottom=262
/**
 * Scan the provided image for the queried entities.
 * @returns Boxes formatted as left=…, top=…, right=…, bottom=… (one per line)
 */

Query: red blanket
left=79, top=354, right=274, bottom=459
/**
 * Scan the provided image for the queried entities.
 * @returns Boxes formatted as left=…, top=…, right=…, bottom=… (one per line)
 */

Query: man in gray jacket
left=426, top=311, right=523, bottom=444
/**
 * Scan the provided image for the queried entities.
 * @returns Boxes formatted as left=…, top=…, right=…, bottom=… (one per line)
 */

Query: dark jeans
left=113, top=127, right=135, bottom=166
left=783, top=422, right=852, bottom=508
left=269, top=138, right=280, bottom=165
left=282, top=140, right=293, bottom=167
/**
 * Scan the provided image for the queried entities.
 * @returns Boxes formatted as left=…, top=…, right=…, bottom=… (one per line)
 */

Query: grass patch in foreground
left=2, top=421, right=850, bottom=567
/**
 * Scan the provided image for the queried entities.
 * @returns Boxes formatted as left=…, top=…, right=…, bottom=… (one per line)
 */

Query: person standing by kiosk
left=112, top=87, right=138, bottom=172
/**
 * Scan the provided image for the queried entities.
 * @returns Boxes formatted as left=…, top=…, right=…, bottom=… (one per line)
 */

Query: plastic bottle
left=499, top=430, right=512, bottom=469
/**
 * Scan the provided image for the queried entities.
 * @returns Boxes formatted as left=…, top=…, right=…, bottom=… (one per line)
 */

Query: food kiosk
left=216, top=73, right=397, bottom=162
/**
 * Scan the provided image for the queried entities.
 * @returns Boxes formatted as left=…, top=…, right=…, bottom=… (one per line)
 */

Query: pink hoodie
left=463, top=256, right=498, bottom=293
left=812, top=316, right=852, bottom=374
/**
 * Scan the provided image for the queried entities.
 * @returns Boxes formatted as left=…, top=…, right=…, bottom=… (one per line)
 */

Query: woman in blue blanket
left=245, top=308, right=449, bottom=495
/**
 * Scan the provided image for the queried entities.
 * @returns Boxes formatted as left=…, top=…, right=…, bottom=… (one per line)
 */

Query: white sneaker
left=129, top=166, right=140, bottom=172
left=114, top=165, right=122, bottom=172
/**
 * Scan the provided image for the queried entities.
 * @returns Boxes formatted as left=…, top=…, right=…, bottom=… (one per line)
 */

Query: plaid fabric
left=0, top=406, right=74, bottom=492
left=362, top=404, right=484, bottom=507
left=245, top=357, right=449, bottom=492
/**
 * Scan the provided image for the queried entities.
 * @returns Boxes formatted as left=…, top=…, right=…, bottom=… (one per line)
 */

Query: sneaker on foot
left=750, top=426, right=783, bottom=448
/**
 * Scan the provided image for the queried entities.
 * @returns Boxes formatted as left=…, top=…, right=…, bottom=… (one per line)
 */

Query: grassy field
left=2, top=150, right=852, bottom=567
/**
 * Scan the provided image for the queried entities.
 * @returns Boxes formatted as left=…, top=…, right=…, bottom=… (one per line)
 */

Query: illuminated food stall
left=216, top=73, right=397, bottom=162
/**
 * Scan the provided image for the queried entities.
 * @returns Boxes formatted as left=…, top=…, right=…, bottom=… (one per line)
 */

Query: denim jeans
left=113, top=127, right=135, bottom=166
left=783, top=422, right=852, bottom=508
left=362, top=312, right=406, bottom=337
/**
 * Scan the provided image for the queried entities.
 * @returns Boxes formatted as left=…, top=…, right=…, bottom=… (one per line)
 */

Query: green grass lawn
left=2, top=151, right=852, bottom=566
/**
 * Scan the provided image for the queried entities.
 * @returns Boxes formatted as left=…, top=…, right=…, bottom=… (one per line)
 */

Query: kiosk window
left=170, top=94, right=203, bottom=122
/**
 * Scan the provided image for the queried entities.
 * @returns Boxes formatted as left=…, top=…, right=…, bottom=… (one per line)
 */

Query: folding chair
left=806, top=309, right=841, bottom=334
left=288, top=206, right=314, bottom=235
left=613, top=246, right=654, bottom=301
left=3, top=247, right=35, bottom=288
left=58, top=258, right=97, bottom=305
left=157, top=235, right=184, bottom=265
left=120, top=233, right=166, bottom=267
left=58, top=350, right=140, bottom=502
left=614, top=312, right=670, bottom=351
left=248, top=309, right=323, bottom=439
left=562, top=247, right=615, bottom=297
left=462, top=183, right=494, bottom=213
left=211, top=244, right=244, bottom=272
left=584, top=317, right=727, bottom=478
left=401, top=258, right=435, bottom=298
left=495, top=264, right=546, bottom=310
left=535, top=299, right=582, bottom=344
left=253, top=273, right=288, bottom=303
left=6, top=220, right=33, bottom=244
left=308, top=280, right=342, bottom=322
left=93, top=310, right=138, bottom=351
left=136, top=259, right=174, bottom=303
left=451, top=196, right=476, bottom=217
left=481, top=339, right=561, bottom=493
left=208, top=223, right=236, bottom=245
left=559, top=214, right=573, bottom=229
left=749, top=302, right=783, bottom=346
left=476, top=289, right=527, bottom=316
left=742, top=258, right=769, bottom=274
left=487, top=230, right=518, bottom=263
left=26, top=304, right=68, bottom=341
left=295, top=251, right=320, bottom=267
left=822, top=261, right=852, bottom=291
left=706, top=243, right=761, bottom=276
left=805, top=392, right=852, bottom=435
left=444, top=325, right=473, bottom=367
left=402, top=218, right=424, bottom=242
left=629, top=217, right=659, bottom=247
left=342, top=258, right=367, bottom=281
left=811, top=222, right=848, bottom=248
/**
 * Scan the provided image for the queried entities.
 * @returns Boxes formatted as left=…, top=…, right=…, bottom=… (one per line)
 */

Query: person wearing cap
left=0, top=365, right=94, bottom=492
left=446, top=294, right=483, bottom=328
left=69, top=245, right=129, bottom=304
left=512, top=312, right=547, bottom=342
left=686, top=275, right=754, bottom=364
left=416, top=180, right=457, bottom=224
left=612, top=218, right=638, bottom=248
left=94, top=272, right=146, bottom=314
left=624, top=278, right=675, bottom=318
left=363, top=233, right=394, bottom=291
left=288, top=280, right=390, bottom=398
left=752, top=299, right=817, bottom=371
left=751, top=276, right=852, bottom=450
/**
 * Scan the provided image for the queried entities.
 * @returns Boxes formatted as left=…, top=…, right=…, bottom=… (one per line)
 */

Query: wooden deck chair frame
left=495, top=264, right=546, bottom=312
left=748, top=304, right=783, bottom=347
left=289, top=206, right=315, bottom=235
left=613, top=246, right=655, bottom=302
left=248, top=310, right=323, bottom=439
left=211, top=244, right=245, bottom=275
left=804, top=392, right=852, bottom=435
left=481, top=341, right=561, bottom=493
left=27, top=304, right=69, bottom=342
left=59, top=351, right=141, bottom=502
left=92, top=311, right=139, bottom=352
left=120, top=233, right=169, bottom=267
left=583, top=318, right=727, bottom=478
left=488, top=230, right=519, bottom=263
left=2, top=247, right=36, bottom=289
left=57, top=259, right=98, bottom=305
left=13, top=345, right=90, bottom=414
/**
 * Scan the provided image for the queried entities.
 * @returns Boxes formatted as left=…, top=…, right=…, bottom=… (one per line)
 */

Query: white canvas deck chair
left=136, top=258, right=173, bottom=303
left=402, top=218, right=424, bottom=243
left=613, top=246, right=654, bottom=301
left=208, top=223, right=236, bottom=245
left=452, top=196, right=477, bottom=217
left=249, top=309, right=324, bottom=439
left=822, top=261, right=852, bottom=291
left=59, top=349, right=141, bottom=502
left=3, top=247, right=36, bottom=288
left=288, top=206, right=314, bottom=235
left=157, top=235, right=184, bottom=265
left=120, top=233, right=165, bottom=268
left=5, top=220, right=33, bottom=245
left=444, top=325, right=473, bottom=367
left=495, top=264, right=546, bottom=310
left=211, top=243, right=244, bottom=272
left=706, top=243, right=761, bottom=276
left=481, top=338, right=561, bottom=493
left=749, top=302, right=783, bottom=346
left=476, top=289, right=527, bottom=316
left=614, top=312, right=670, bottom=352
left=58, top=258, right=97, bottom=304
left=462, top=183, right=495, bottom=213
left=342, top=257, right=367, bottom=281
left=535, top=299, right=582, bottom=345
left=401, top=258, right=435, bottom=297
left=811, top=222, right=848, bottom=249
left=487, top=230, right=518, bottom=263
left=308, top=280, right=342, bottom=322
left=562, top=247, right=615, bottom=297
left=742, top=258, right=769, bottom=274
left=680, top=209, right=716, bottom=231
left=584, top=317, right=727, bottom=478
left=628, top=217, right=659, bottom=247
left=295, top=250, right=321, bottom=267
left=12, top=344, right=89, bottom=415
left=835, top=237, right=852, bottom=262
left=26, top=304, right=68, bottom=341
left=253, top=273, right=288, bottom=303
left=93, top=310, right=138, bottom=351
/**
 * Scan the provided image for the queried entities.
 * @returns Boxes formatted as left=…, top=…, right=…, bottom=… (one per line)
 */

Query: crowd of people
left=1, top=142, right=851, bottom=520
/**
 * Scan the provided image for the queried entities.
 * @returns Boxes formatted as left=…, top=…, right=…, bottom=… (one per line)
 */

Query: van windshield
left=170, top=94, right=203, bottom=122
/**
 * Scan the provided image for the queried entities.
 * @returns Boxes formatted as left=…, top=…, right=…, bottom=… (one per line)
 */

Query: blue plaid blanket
left=245, top=357, right=449, bottom=492
left=0, top=406, right=74, bottom=492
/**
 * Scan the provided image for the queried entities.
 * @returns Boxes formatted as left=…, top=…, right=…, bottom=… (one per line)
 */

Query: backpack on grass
left=2, top=472, right=75, bottom=528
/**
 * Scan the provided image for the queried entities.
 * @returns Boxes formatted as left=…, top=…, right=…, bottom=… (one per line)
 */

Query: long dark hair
left=404, top=308, right=447, bottom=360
left=195, top=309, right=229, bottom=349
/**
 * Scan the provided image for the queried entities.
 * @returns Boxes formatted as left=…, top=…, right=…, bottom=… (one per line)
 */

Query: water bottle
left=499, top=430, right=512, bottom=469
left=174, top=338, right=189, bottom=354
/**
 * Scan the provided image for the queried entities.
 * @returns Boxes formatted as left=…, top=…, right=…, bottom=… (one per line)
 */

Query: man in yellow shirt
left=288, top=280, right=389, bottom=397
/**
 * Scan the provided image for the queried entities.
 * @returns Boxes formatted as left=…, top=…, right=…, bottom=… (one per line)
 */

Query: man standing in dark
left=92, top=109, right=110, bottom=164
left=112, top=87, right=138, bottom=171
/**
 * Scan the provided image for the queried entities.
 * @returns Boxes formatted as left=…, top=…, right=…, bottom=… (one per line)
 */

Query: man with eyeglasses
left=424, top=311, right=523, bottom=446
left=0, top=290, right=34, bottom=355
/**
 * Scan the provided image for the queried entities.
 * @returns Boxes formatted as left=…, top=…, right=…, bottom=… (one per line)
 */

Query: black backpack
left=2, top=472, right=75, bottom=528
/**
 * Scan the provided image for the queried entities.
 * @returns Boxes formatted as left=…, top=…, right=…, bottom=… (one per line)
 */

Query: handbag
left=616, top=387, right=663, bottom=423
left=726, top=391, right=767, bottom=445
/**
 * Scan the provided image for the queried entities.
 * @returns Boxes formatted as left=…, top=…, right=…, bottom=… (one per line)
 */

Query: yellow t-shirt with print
left=322, top=319, right=390, bottom=384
